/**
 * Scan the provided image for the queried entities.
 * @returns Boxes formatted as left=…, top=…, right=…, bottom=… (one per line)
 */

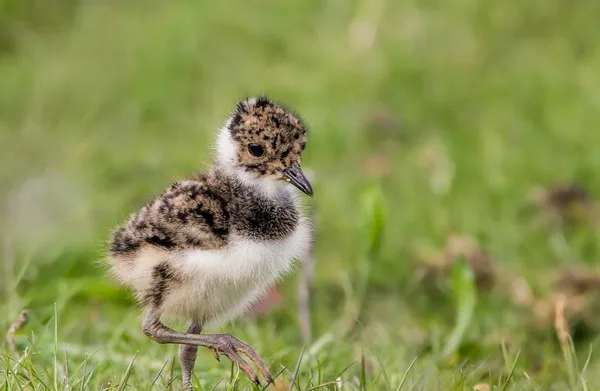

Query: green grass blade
left=500, top=350, right=520, bottom=391
left=289, top=345, right=306, bottom=391
left=147, top=360, right=168, bottom=391
left=396, top=356, right=418, bottom=391
left=116, top=351, right=138, bottom=391
left=53, top=303, right=58, bottom=391
left=359, top=348, right=366, bottom=391
left=78, top=353, right=88, bottom=391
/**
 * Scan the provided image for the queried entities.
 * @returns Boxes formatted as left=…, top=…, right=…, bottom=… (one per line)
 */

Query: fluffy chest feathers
left=182, top=218, right=311, bottom=282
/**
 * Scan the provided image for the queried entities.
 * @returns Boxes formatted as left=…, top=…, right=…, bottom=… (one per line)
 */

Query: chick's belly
left=160, top=275, right=272, bottom=325
left=203, top=285, right=270, bottom=328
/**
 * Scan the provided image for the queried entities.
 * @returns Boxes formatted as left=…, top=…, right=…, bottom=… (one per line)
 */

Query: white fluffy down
left=164, top=217, right=311, bottom=327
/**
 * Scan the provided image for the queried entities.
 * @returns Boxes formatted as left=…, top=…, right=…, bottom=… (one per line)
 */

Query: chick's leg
left=179, top=322, right=202, bottom=390
left=142, top=311, right=273, bottom=386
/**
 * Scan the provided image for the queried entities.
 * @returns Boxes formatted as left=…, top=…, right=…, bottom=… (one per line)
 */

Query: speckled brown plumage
left=110, top=171, right=233, bottom=257
left=109, top=166, right=301, bottom=249
left=106, top=96, right=313, bottom=390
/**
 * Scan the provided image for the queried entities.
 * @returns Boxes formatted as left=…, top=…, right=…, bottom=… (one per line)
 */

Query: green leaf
left=440, top=257, right=477, bottom=358
left=359, top=184, right=386, bottom=254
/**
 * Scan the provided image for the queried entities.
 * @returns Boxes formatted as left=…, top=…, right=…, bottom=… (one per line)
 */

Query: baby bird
left=107, top=97, right=313, bottom=389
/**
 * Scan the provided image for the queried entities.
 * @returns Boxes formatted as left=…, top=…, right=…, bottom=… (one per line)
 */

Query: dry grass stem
left=554, top=294, right=570, bottom=346
left=6, top=309, right=29, bottom=360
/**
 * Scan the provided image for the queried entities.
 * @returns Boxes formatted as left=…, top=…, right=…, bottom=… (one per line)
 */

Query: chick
left=107, top=97, right=314, bottom=389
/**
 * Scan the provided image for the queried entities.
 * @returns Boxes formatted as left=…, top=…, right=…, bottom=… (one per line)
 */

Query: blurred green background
left=2, top=0, right=600, bottom=389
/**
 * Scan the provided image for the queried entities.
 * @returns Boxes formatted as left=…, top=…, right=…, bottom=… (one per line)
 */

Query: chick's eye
left=248, top=143, right=264, bottom=157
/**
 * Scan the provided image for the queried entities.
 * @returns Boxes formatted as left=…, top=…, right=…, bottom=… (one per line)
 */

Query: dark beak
left=283, top=162, right=313, bottom=196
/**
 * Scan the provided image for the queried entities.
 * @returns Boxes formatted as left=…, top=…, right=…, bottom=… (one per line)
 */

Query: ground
left=2, top=0, right=600, bottom=389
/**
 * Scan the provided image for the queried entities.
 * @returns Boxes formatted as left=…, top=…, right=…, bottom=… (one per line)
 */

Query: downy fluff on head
left=216, top=97, right=313, bottom=197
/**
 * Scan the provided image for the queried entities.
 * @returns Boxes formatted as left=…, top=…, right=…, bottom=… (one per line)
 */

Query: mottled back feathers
left=109, top=167, right=300, bottom=256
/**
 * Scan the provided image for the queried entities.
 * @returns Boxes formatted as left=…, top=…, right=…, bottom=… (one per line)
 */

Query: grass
left=2, top=0, right=600, bottom=389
